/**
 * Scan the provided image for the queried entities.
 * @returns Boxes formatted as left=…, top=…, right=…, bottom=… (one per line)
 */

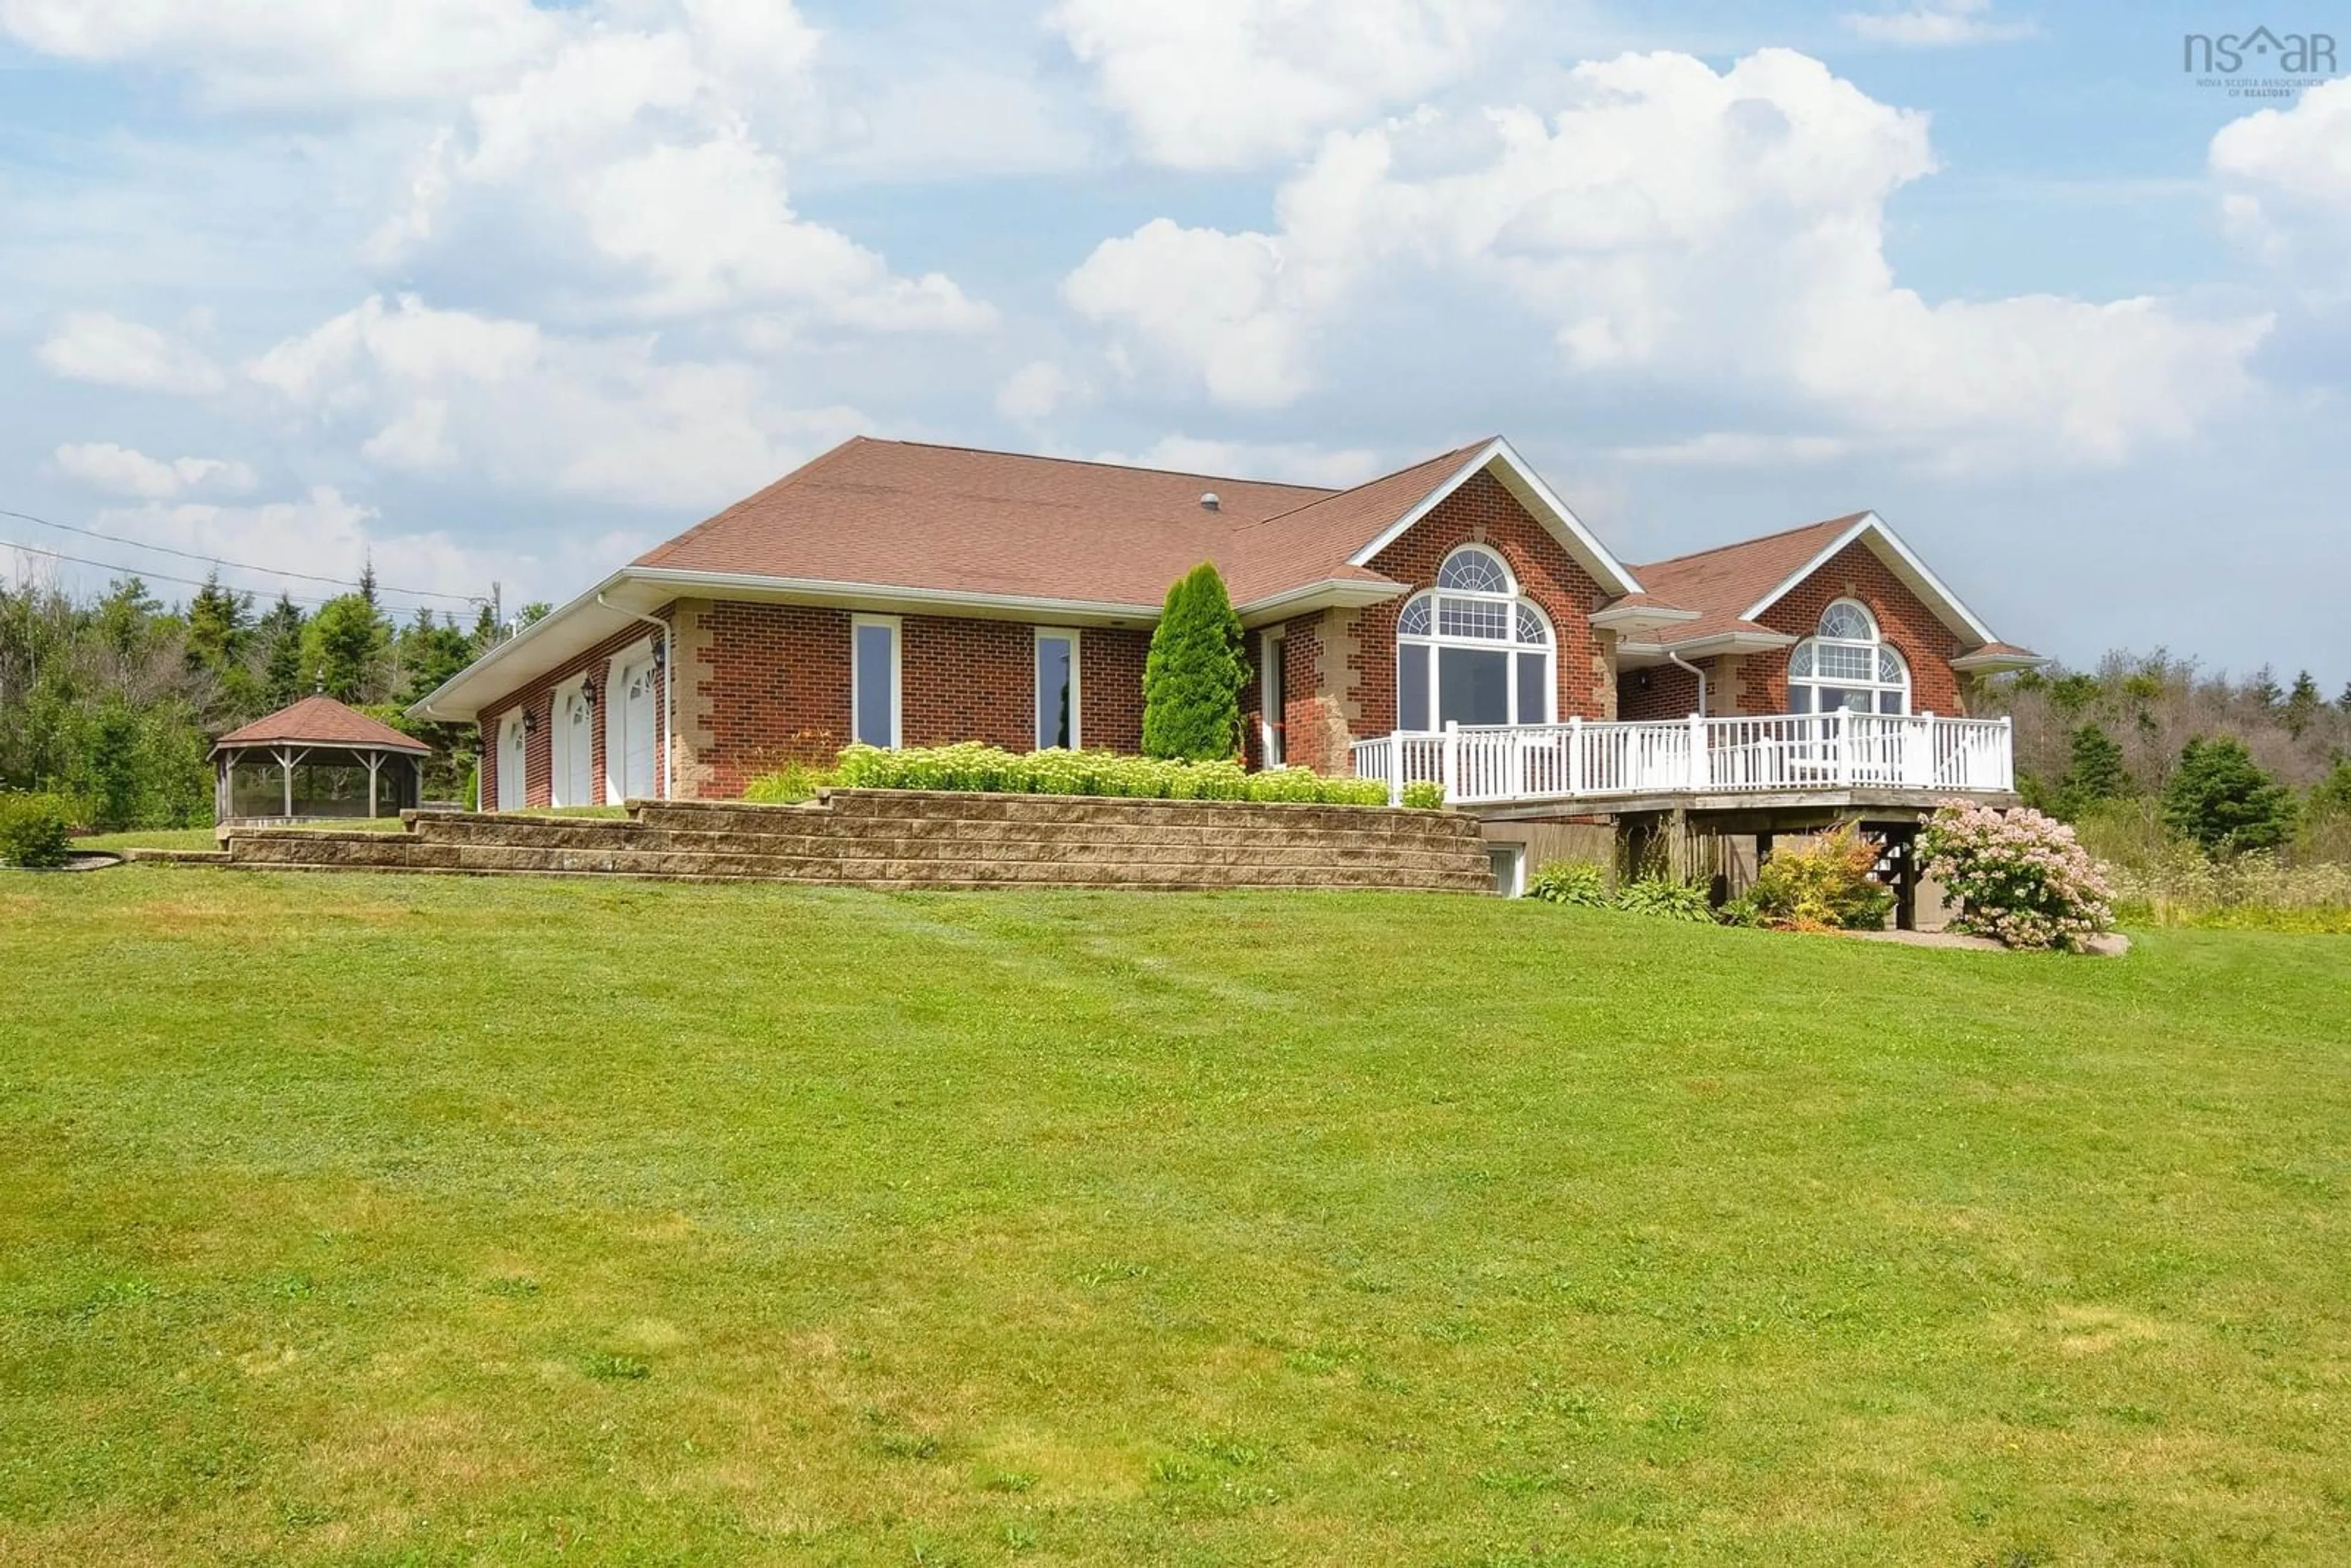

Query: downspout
left=598, top=592, right=674, bottom=801
left=1663, top=648, right=1709, bottom=716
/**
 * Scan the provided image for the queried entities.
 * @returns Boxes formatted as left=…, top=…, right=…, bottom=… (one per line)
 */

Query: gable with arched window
left=1787, top=599, right=1910, bottom=715
left=1395, top=545, right=1554, bottom=730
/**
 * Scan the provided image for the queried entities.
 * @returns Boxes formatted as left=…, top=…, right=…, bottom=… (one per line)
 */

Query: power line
left=1, top=536, right=480, bottom=619
left=0, top=504, right=488, bottom=605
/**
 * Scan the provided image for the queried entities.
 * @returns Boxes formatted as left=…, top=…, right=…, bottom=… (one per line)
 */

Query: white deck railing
left=1349, top=712, right=2012, bottom=808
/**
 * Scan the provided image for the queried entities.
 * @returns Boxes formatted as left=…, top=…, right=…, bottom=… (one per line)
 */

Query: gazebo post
left=364, top=751, right=385, bottom=818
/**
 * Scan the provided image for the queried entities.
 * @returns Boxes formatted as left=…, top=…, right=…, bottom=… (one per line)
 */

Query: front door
left=620, top=660, right=656, bottom=800
left=560, top=689, right=593, bottom=805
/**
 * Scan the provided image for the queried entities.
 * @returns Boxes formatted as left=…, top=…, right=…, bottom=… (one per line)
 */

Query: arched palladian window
left=1787, top=599, right=1910, bottom=715
left=1396, top=545, right=1554, bottom=730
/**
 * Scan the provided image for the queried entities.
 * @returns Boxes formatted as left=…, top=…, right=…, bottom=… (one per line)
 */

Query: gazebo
left=211, top=694, right=433, bottom=825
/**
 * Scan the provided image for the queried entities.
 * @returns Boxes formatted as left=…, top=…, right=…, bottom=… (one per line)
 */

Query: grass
left=2, top=869, right=2347, bottom=1565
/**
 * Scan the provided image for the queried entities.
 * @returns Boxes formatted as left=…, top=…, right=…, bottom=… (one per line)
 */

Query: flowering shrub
left=814, top=743, right=1393, bottom=806
left=1739, top=827, right=1894, bottom=932
left=1918, top=803, right=2113, bottom=951
left=1527, top=858, right=1608, bottom=907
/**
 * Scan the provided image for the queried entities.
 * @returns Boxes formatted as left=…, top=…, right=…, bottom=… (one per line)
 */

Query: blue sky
left=0, top=0, right=2343, bottom=681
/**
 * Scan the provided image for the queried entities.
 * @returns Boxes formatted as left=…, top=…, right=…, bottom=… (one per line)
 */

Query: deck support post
left=1686, top=711, right=1706, bottom=792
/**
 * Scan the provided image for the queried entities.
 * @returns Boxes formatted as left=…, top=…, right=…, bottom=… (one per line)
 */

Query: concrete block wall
left=219, top=790, right=1493, bottom=893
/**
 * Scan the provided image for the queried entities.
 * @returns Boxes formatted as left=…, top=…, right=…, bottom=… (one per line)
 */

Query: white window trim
left=1397, top=546, right=1556, bottom=731
left=1258, top=626, right=1286, bottom=767
left=497, top=709, right=527, bottom=811
left=1788, top=598, right=1911, bottom=716
left=852, top=613, right=903, bottom=749
left=603, top=637, right=656, bottom=803
left=1033, top=626, right=1081, bottom=751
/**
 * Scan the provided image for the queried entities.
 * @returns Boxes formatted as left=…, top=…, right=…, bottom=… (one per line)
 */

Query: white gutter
left=599, top=591, right=673, bottom=801
left=1664, top=648, right=1709, bottom=715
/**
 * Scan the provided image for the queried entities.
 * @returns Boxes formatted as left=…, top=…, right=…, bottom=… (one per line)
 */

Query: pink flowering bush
left=1918, top=803, right=2114, bottom=951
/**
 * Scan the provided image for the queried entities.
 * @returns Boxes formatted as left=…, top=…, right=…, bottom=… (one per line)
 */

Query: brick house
left=413, top=434, right=2039, bottom=909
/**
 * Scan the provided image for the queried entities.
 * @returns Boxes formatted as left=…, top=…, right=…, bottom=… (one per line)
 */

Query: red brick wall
left=1746, top=541, right=1967, bottom=715
left=1618, top=662, right=1701, bottom=721
left=475, top=618, right=670, bottom=809
left=697, top=602, right=850, bottom=795
left=651, top=602, right=1159, bottom=799
left=1239, top=617, right=1322, bottom=770
left=1345, top=469, right=1612, bottom=738
left=1084, top=628, right=1150, bottom=754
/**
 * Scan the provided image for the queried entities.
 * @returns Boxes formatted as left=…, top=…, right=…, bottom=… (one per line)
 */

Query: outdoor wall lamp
left=580, top=675, right=599, bottom=710
left=522, top=706, right=539, bottom=736
left=650, top=637, right=667, bottom=678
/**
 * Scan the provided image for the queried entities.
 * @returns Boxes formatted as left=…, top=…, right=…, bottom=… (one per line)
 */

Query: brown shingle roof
left=213, top=695, right=432, bottom=756
left=1625, top=514, right=1867, bottom=643
left=1220, top=441, right=1488, bottom=602
left=637, top=437, right=1343, bottom=607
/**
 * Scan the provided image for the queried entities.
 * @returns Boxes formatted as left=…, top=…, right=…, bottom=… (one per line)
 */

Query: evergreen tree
left=2161, top=736, right=2297, bottom=855
left=359, top=557, right=379, bottom=608
left=184, top=571, right=252, bottom=676
left=300, top=593, right=392, bottom=703
left=2338, top=680, right=2351, bottom=718
left=2283, top=670, right=2322, bottom=738
left=2055, top=721, right=2130, bottom=818
left=1141, top=562, right=1247, bottom=762
left=2310, top=759, right=2351, bottom=823
left=257, top=596, right=309, bottom=710
left=2249, top=664, right=2283, bottom=712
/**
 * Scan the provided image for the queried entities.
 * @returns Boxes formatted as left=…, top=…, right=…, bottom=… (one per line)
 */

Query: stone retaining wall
left=216, top=790, right=1492, bottom=893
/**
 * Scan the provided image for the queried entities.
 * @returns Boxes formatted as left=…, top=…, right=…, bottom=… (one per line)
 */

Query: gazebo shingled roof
left=212, top=694, right=431, bottom=757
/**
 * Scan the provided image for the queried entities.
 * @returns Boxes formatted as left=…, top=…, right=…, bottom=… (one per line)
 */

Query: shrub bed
left=760, top=743, right=1400, bottom=807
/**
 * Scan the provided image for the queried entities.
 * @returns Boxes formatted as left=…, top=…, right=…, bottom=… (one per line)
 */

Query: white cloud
left=249, top=294, right=867, bottom=510
left=51, top=442, right=257, bottom=499
left=2211, top=78, right=2351, bottom=286
left=996, top=361, right=1081, bottom=425
left=0, top=0, right=561, bottom=107
left=36, top=312, right=224, bottom=394
left=1064, top=219, right=1319, bottom=408
left=1096, top=435, right=1385, bottom=487
left=368, top=13, right=992, bottom=331
left=1841, top=1, right=2036, bottom=47
left=1613, top=433, right=1850, bottom=467
left=89, top=485, right=645, bottom=609
left=1046, top=0, right=1507, bottom=169
left=1064, top=48, right=2268, bottom=467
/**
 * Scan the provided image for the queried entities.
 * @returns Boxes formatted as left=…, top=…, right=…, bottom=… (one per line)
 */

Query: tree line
left=0, top=569, right=540, bottom=830
left=1985, top=651, right=2351, bottom=857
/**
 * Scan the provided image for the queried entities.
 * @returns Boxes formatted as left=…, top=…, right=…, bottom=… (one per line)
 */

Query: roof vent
left=1199, top=491, right=1220, bottom=511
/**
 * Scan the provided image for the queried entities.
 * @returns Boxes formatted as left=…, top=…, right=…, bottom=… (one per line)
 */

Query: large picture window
left=1035, top=628, right=1079, bottom=750
left=1787, top=599, right=1910, bottom=715
left=1396, top=546, right=1554, bottom=731
left=852, top=615, right=901, bottom=748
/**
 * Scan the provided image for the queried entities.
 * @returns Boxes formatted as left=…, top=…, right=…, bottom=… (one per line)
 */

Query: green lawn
left=2, top=869, right=2346, bottom=1566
